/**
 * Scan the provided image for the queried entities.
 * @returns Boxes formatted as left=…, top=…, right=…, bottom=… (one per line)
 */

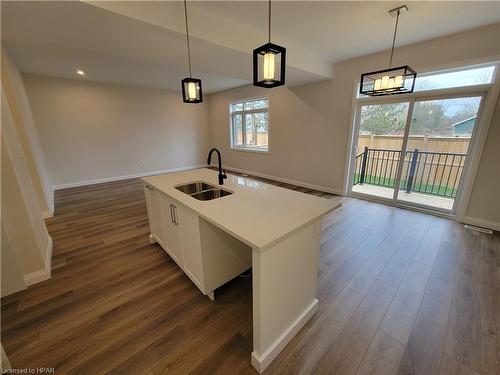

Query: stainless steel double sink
left=175, top=181, right=233, bottom=201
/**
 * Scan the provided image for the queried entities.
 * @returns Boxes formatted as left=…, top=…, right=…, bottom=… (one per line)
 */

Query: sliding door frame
left=398, top=92, right=487, bottom=214
left=392, top=100, right=414, bottom=202
left=346, top=98, right=412, bottom=210
left=346, top=83, right=494, bottom=217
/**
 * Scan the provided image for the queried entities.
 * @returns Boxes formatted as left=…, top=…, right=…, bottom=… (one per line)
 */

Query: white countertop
left=142, top=168, right=340, bottom=250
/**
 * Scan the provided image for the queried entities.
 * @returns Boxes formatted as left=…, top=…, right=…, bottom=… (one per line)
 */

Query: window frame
left=229, top=97, right=270, bottom=153
left=344, top=60, right=500, bottom=222
left=411, top=63, right=496, bottom=93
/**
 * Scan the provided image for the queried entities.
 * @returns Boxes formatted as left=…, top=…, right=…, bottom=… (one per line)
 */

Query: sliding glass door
left=350, top=94, right=484, bottom=213
left=396, top=96, right=482, bottom=210
left=348, top=63, right=497, bottom=214
left=352, top=102, right=410, bottom=200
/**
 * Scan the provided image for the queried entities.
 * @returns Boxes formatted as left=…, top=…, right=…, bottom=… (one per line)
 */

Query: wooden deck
left=352, top=183, right=455, bottom=210
left=1, top=170, right=498, bottom=374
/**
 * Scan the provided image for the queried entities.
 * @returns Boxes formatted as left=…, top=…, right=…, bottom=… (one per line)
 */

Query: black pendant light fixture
left=360, top=5, right=417, bottom=96
left=181, top=0, right=202, bottom=103
left=253, top=0, right=286, bottom=88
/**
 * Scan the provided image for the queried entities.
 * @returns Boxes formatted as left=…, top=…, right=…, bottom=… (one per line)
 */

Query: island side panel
left=251, top=219, right=322, bottom=373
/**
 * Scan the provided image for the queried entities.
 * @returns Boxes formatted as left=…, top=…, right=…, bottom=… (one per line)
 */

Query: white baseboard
left=223, top=165, right=343, bottom=195
left=52, top=164, right=204, bottom=190
left=251, top=299, right=319, bottom=373
left=42, top=209, right=54, bottom=219
left=23, top=236, right=53, bottom=286
left=460, top=216, right=499, bottom=232
left=23, top=268, right=50, bottom=286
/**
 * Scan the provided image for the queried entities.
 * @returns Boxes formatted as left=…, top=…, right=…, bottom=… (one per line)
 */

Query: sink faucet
left=207, top=148, right=227, bottom=185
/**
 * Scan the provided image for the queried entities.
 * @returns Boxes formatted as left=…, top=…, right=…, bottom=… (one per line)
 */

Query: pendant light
left=253, top=0, right=286, bottom=88
left=360, top=5, right=417, bottom=96
left=181, top=0, right=202, bottom=103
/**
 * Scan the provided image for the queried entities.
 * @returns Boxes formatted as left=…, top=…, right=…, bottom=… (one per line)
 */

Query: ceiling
left=2, top=1, right=500, bottom=94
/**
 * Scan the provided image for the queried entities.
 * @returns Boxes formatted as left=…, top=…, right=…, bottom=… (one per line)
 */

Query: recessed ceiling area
left=2, top=1, right=500, bottom=93
left=188, top=1, right=500, bottom=62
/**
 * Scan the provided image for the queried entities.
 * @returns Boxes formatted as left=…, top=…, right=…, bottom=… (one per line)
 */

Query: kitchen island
left=141, top=168, right=340, bottom=373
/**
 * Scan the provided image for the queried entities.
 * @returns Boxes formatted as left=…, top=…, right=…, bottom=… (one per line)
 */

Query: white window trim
left=343, top=59, right=500, bottom=223
left=229, top=97, right=270, bottom=153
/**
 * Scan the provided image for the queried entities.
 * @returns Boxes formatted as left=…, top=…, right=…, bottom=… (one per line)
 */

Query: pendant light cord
left=268, top=0, right=271, bottom=43
left=184, top=0, right=192, bottom=77
left=389, top=9, right=400, bottom=68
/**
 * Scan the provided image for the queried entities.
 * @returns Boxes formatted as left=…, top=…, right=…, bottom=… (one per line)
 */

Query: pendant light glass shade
left=253, top=43, right=286, bottom=88
left=253, top=0, right=286, bottom=88
left=182, top=77, right=202, bottom=103
left=180, top=0, right=203, bottom=103
left=360, top=5, right=417, bottom=97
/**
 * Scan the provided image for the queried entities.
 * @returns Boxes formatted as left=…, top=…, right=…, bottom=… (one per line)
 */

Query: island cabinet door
left=144, top=185, right=165, bottom=245
left=162, top=196, right=184, bottom=266
left=177, top=207, right=204, bottom=291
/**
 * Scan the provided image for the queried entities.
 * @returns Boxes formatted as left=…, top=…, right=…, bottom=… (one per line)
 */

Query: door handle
left=169, top=204, right=174, bottom=223
left=173, top=206, right=179, bottom=225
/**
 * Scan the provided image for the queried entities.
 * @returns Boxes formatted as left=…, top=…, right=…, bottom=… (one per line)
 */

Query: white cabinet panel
left=144, top=183, right=253, bottom=299
left=144, top=185, right=166, bottom=245
left=178, top=207, right=204, bottom=289
left=161, top=195, right=183, bottom=266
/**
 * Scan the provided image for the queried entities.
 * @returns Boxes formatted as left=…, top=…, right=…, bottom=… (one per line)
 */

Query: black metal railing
left=353, top=147, right=467, bottom=198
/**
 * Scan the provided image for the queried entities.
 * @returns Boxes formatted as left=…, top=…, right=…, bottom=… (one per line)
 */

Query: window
left=350, top=61, right=498, bottom=214
left=230, top=98, right=269, bottom=152
left=414, top=65, right=495, bottom=92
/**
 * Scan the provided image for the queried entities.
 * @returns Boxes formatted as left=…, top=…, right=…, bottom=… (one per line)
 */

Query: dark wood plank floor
left=2, top=170, right=499, bottom=374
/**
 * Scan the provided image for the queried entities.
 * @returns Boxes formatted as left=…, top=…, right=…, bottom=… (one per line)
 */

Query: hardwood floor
left=2, top=170, right=499, bottom=374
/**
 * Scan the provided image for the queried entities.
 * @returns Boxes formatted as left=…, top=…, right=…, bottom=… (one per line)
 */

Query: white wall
left=466, top=95, right=500, bottom=225
left=208, top=81, right=343, bottom=192
left=208, top=23, right=500, bottom=225
left=1, top=222, right=26, bottom=297
left=2, top=86, right=52, bottom=283
left=23, top=74, right=210, bottom=188
left=2, top=46, right=53, bottom=214
left=1, top=344, right=11, bottom=370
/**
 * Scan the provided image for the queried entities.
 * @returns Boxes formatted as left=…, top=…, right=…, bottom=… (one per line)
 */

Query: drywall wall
left=1, top=344, right=11, bottom=370
left=208, top=81, right=343, bottom=191
left=466, top=95, right=500, bottom=225
left=1, top=45, right=53, bottom=214
left=1, top=87, right=51, bottom=279
left=208, top=23, right=500, bottom=223
left=23, top=74, right=210, bottom=188
left=1, top=222, right=26, bottom=297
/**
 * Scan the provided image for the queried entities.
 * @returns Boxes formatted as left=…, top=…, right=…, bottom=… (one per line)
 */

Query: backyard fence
left=357, top=134, right=470, bottom=154
left=234, top=133, right=268, bottom=148
left=353, top=147, right=467, bottom=198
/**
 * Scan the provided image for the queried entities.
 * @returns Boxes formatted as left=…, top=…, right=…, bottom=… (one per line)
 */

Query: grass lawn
left=353, top=173, right=457, bottom=197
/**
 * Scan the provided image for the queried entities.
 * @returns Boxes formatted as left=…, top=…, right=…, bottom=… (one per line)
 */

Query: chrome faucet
left=207, top=148, right=227, bottom=185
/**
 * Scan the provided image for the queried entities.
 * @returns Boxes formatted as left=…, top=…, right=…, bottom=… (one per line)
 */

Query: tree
left=360, top=103, right=407, bottom=135
left=447, top=101, right=479, bottom=126
left=359, top=98, right=479, bottom=137
left=410, top=101, right=448, bottom=136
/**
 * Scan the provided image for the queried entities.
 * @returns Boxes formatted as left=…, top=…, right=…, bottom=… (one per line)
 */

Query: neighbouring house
left=452, top=116, right=476, bottom=136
